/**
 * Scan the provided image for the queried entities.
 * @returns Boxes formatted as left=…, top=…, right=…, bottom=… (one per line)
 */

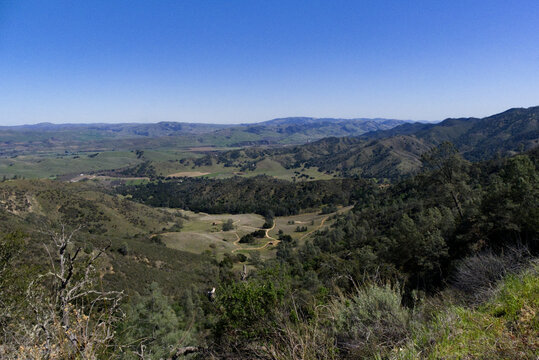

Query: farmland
left=0, top=147, right=335, bottom=182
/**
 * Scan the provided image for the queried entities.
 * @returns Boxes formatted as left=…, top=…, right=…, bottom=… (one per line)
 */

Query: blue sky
left=1, top=0, right=538, bottom=125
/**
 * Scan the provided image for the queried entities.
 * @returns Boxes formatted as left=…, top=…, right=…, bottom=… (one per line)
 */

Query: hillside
left=2, top=144, right=538, bottom=359
left=202, top=107, right=539, bottom=180
left=0, top=179, right=216, bottom=296
left=228, top=117, right=409, bottom=145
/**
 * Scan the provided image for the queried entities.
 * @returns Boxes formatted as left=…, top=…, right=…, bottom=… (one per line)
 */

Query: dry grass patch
left=168, top=171, right=210, bottom=177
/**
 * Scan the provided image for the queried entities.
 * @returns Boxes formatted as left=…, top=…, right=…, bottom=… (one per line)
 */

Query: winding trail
left=168, top=208, right=352, bottom=254
left=232, top=221, right=278, bottom=252
left=232, top=230, right=241, bottom=247
left=299, top=216, right=329, bottom=242
left=265, top=221, right=277, bottom=241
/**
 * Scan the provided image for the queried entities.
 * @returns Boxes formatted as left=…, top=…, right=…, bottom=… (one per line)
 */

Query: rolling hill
left=0, top=179, right=216, bottom=296
left=200, top=107, right=539, bottom=180
left=0, top=117, right=409, bottom=155
left=363, top=106, right=539, bottom=159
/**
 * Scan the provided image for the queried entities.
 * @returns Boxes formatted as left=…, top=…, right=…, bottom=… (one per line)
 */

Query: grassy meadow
left=160, top=207, right=352, bottom=261
left=0, top=151, right=142, bottom=179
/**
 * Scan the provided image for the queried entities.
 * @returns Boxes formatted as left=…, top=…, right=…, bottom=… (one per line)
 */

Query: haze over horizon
left=1, top=1, right=538, bottom=125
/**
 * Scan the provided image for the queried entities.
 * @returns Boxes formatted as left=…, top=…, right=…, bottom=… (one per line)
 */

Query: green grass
left=486, top=269, right=539, bottom=325
left=141, top=150, right=198, bottom=162
left=160, top=157, right=334, bottom=181
left=0, top=151, right=142, bottom=179
left=158, top=208, right=350, bottom=260
left=0, top=179, right=216, bottom=298
left=240, top=158, right=331, bottom=181
left=160, top=211, right=266, bottom=256
left=270, top=212, right=327, bottom=240
left=401, top=263, right=539, bottom=359
left=124, top=178, right=150, bottom=186
left=163, top=231, right=237, bottom=254
left=0, top=144, right=335, bottom=182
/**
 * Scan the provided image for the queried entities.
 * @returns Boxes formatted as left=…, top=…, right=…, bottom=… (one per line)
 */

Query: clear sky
left=1, top=0, right=538, bottom=125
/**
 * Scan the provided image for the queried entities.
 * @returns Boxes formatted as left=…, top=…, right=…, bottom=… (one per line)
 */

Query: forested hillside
left=0, top=107, right=537, bottom=359
left=119, top=176, right=372, bottom=216
left=1, top=143, right=537, bottom=359
left=195, top=107, right=539, bottom=180
left=0, top=180, right=218, bottom=296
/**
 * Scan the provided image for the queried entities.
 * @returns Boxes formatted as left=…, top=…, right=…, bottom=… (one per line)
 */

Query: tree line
left=118, top=176, right=372, bottom=216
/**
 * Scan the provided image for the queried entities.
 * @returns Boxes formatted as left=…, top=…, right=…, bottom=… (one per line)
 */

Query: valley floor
left=161, top=206, right=353, bottom=262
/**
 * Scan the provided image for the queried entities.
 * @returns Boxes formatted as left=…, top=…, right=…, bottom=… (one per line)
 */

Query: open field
left=0, top=148, right=205, bottom=179
left=0, top=151, right=143, bottom=179
left=241, top=158, right=335, bottom=180
left=0, top=146, right=335, bottom=182
left=168, top=171, right=210, bottom=177
left=160, top=206, right=353, bottom=260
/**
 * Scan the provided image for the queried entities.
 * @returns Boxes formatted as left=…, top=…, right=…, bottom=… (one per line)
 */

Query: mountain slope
left=203, top=117, right=409, bottom=146
left=202, top=107, right=539, bottom=180
left=364, top=106, right=538, bottom=158
left=0, top=179, right=215, bottom=296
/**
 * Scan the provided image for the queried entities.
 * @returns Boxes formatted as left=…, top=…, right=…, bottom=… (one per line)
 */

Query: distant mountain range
left=361, top=106, right=538, bottom=160
left=210, top=117, right=410, bottom=146
left=254, top=116, right=414, bottom=126
left=207, top=107, right=539, bottom=180
left=0, top=117, right=410, bottom=153
left=2, top=107, right=537, bottom=179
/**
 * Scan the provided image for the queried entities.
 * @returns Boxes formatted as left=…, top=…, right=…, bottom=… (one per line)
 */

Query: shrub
left=168, top=221, right=183, bottom=232
left=320, top=205, right=337, bottom=215
left=239, top=234, right=255, bottom=244
left=249, top=251, right=261, bottom=266
left=212, top=280, right=284, bottom=352
left=252, top=229, right=266, bottom=238
left=118, top=242, right=129, bottom=256
left=266, top=306, right=338, bottom=360
left=235, top=253, right=247, bottom=262
left=222, top=219, right=234, bottom=231
left=150, top=234, right=164, bottom=245
left=118, top=282, right=194, bottom=359
left=451, top=246, right=531, bottom=303
left=329, top=283, right=412, bottom=358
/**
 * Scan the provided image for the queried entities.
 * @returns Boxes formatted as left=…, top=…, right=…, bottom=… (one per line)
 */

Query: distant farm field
left=168, top=171, right=210, bottom=177
left=0, top=151, right=142, bottom=179
left=0, top=144, right=335, bottom=182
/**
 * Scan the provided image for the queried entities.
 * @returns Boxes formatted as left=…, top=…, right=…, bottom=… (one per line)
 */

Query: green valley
left=1, top=107, right=538, bottom=359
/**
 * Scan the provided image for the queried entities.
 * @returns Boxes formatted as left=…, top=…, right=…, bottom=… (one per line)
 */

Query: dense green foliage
left=117, top=282, right=199, bottom=359
left=119, top=176, right=371, bottom=216
left=200, top=148, right=538, bottom=358
left=272, top=149, right=538, bottom=297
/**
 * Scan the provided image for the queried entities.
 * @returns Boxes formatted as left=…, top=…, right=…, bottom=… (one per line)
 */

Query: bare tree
left=13, top=224, right=124, bottom=359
